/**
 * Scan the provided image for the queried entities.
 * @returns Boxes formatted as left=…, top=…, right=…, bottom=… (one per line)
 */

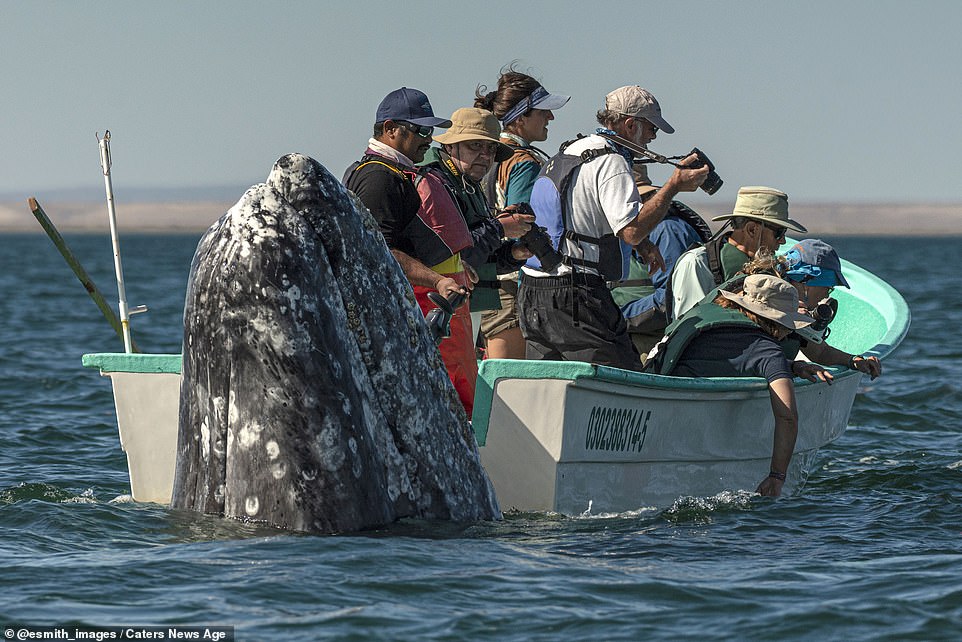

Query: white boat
left=82, top=255, right=909, bottom=513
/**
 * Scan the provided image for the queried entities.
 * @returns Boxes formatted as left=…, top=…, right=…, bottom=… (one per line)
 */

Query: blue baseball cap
left=375, top=87, right=452, bottom=128
left=782, top=239, right=850, bottom=288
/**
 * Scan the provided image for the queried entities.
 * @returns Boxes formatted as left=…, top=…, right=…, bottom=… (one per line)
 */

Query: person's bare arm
left=803, top=341, right=882, bottom=379
left=617, top=154, right=709, bottom=246
left=756, top=377, right=798, bottom=497
left=391, top=249, right=467, bottom=297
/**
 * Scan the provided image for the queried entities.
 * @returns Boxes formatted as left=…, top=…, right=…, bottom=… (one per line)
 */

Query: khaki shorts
left=480, top=273, right=520, bottom=338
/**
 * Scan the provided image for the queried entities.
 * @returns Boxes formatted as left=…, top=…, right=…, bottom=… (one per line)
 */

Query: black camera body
left=795, top=297, right=837, bottom=344
left=687, top=147, right=723, bottom=195
left=501, top=202, right=565, bottom=272
left=519, top=226, right=564, bottom=272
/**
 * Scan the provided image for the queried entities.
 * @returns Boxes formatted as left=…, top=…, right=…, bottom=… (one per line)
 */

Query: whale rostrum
left=171, top=153, right=500, bottom=533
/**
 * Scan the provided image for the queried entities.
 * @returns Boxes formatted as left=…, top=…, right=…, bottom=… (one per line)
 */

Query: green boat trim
left=80, top=249, right=909, bottom=449
left=82, top=353, right=183, bottom=374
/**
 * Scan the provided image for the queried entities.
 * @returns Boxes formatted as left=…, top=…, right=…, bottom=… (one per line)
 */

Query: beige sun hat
left=712, top=186, right=807, bottom=233
left=719, top=274, right=815, bottom=330
left=433, top=108, right=513, bottom=162
left=632, top=163, right=659, bottom=198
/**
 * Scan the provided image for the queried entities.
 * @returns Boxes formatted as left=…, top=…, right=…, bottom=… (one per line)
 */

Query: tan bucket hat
left=433, top=108, right=513, bottom=161
left=719, top=274, right=815, bottom=331
left=712, top=186, right=807, bottom=233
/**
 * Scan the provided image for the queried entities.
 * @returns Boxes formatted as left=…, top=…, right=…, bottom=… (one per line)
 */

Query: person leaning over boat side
left=473, top=68, right=570, bottom=359
left=342, top=88, right=481, bottom=415
left=418, top=108, right=535, bottom=354
left=647, top=274, right=832, bottom=496
left=518, top=85, right=709, bottom=370
left=781, top=239, right=882, bottom=379
left=669, top=187, right=807, bottom=321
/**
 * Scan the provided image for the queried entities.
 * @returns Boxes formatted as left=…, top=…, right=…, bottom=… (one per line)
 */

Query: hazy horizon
left=3, top=1, right=962, bottom=206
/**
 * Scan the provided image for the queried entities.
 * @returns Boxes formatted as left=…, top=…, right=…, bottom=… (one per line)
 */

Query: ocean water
left=0, top=232, right=959, bottom=641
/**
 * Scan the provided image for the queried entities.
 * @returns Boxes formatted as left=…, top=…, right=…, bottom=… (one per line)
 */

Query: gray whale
left=171, top=153, right=500, bottom=533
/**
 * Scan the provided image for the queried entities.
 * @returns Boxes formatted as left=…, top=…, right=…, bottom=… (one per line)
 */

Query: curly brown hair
left=475, top=62, right=542, bottom=125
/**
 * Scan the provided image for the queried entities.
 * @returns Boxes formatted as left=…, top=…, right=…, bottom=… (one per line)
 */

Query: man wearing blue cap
left=782, top=239, right=882, bottom=379
left=343, top=88, right=465, bottom=299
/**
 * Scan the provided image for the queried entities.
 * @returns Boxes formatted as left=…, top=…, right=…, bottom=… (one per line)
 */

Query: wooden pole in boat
left=97, top=131, right=145, bottom=353
left=28, top=197, right=140, bottom=353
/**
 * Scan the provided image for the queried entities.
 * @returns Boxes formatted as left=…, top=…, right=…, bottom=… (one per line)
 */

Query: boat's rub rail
left=82, top=353, right=183, bottom=374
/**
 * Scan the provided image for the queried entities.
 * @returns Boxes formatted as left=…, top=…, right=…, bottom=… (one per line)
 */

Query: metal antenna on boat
left=97, top=130, right=147, bottom=353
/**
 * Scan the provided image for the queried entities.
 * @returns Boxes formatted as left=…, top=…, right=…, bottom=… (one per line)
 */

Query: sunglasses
left=396, top=121, right=434, bottom=138
left=762, top=222, right=787, bottom=243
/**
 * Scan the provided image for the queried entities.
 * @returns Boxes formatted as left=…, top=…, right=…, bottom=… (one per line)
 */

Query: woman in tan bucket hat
left=419, top=107, right=538, bottom=360
left=647, top=274, right=832, bottom=496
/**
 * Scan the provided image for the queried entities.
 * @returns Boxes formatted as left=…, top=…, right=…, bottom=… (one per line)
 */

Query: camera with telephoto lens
left=686, top=147, right=723, bottom=195
left=504, top=203, right=565, bottom=272
left=795, top=297, right=836, bottom=344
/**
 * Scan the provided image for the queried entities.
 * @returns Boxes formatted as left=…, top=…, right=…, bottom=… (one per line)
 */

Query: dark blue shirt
left=673, top=327, right=793, bottom=383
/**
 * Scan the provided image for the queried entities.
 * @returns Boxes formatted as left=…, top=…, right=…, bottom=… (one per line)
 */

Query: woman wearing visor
left=473, top=68, right=570, bottom=359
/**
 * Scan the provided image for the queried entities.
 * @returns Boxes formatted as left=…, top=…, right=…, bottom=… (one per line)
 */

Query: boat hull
left=476, top=363, right=860, bottom=513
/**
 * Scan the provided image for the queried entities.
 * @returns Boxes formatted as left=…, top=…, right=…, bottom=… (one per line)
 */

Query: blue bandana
left=595, top=127, right=634, bottom=163
left=783, top=248, right=841, bottom=287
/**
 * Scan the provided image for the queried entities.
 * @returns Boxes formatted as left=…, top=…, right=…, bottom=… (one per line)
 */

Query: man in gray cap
left=518, top=85, right=708, bottom=370
left=669, top=186, right=807, bottom=320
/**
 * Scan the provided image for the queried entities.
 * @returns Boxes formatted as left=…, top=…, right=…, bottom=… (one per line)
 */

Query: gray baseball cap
left=605, top=85, right=674, bottom=133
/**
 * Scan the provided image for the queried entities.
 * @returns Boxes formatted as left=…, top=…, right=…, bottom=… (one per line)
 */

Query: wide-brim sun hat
left=605, top=85, right=675, bottom=134
left=433, top=108, right=513, bottom=162
left=711, top=186, right=807, bottom=233
left=719, top=274, right=815, bottom=331
left=782, top=239, right=850, bottom=288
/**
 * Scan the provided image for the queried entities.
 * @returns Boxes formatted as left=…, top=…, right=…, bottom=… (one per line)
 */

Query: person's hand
left=756, top=476, right=784, bottom=497
left=635, top=238, right=666, bottom=274
left=497, top=205, right=535, bottom=238
left=669, top=153, right=710, bottom=192
left=851, top=355, right=882, bottom=380
left=510, top=241, right=534, bottom=261
left=435, top=276, right=470, bottom=297
left=792, top=360, right=834, bottom=385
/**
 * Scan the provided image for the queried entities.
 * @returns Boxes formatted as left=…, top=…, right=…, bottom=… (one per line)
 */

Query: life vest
left=482, top=141, right=548, bottom=210
left=344, top=154, right=469, bottom=270
left=418, top=147, right=502, bottom=312
left=526, top=137, right=630, bottom=281
left=644, top=298, right=760, bottom=375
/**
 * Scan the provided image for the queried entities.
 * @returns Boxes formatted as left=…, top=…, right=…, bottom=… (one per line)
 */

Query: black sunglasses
left=396, top=121, right=434, bottom=138
left=762, top=222, right=787, bottom=242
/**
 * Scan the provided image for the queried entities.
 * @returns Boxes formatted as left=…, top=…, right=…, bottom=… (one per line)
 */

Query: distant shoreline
left=4, top=199, right=962, bottom=236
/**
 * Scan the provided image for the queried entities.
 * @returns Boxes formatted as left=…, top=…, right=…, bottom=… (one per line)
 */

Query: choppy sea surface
left=0, top=231, right=958, bottom=641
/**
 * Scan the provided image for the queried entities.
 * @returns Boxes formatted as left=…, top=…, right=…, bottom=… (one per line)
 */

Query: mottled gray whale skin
left=171, top=153, right=500, bottom=533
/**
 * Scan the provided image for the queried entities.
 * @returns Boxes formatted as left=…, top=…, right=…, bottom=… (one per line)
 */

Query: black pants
left=518, top=272, right=643, bottom=371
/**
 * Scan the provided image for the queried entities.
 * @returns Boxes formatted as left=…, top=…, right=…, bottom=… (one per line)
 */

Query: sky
left=2, top=0, right=961, bottom=204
